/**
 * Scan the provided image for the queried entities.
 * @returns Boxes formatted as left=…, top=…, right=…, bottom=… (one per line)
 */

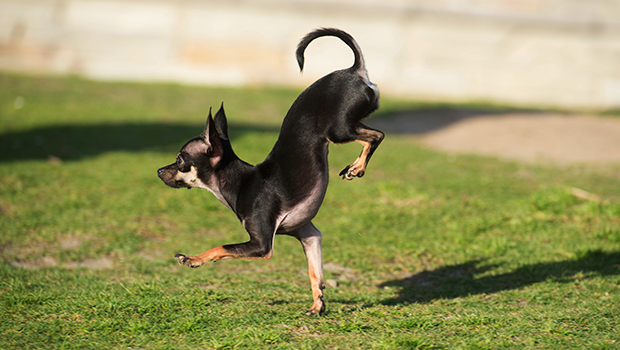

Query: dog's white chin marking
left=175, top=166, right=209, bottom=189
left=176, top=166, right=233, bottom=210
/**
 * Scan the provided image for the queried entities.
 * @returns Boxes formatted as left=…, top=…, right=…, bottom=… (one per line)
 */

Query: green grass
left=1, top=72, right=619, bottom=349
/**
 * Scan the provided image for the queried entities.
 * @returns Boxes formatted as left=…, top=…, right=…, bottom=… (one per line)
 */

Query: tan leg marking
left=306, top=254, right=326, bottom=315
left=175, top=245, right=273, bottom=268
left=175, top=246, right=230, bottom=268
left=342, top=139, right=372, bottom=180
left=339, top=127, right=383, bottom=180
left=294, top=222, right=325, bottom=315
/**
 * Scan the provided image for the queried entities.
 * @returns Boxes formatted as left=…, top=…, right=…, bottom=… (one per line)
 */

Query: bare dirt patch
left=370, top=110, right=620, bottom=165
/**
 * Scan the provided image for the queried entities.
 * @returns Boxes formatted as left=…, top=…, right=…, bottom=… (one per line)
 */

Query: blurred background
left=2, top=3, right=620, bottom=348
left=1, top=0, right=620, bottom=110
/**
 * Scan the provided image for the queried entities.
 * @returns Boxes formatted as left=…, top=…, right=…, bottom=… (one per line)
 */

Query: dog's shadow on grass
left=1, top=106, right=545, bottom=163
left=368, top=106, right=544, bottom=135
left=379, top=249, right=620, bottom=305
left=0, top=122, right=279, bottom=163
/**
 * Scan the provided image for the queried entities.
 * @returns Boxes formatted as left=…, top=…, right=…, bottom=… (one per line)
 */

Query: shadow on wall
left=379, top=249, right=620, bottom=305
left=0, top=122, right=280, bottom=163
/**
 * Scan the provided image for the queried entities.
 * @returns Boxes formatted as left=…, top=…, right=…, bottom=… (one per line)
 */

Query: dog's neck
left=210, top=157, right=253, bottom=213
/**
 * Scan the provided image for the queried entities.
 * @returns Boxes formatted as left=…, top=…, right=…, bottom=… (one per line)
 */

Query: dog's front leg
left=175, top=239, right=274, bottom=267
left=175, top=245, right=241, bottom=268
left=176, top=218, right=275, bottom=267
left=290, top=222, right=325, bottom=315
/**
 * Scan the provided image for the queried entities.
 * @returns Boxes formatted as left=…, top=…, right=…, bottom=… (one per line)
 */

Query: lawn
left=1, top=73, right=619, bottom=349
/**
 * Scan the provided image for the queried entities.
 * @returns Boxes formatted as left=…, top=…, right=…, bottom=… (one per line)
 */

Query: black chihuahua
left=158, top=28, right=383, bottom=315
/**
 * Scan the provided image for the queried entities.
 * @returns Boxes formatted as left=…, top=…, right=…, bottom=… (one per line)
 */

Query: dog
left=157, top=28, right=383, bottom=315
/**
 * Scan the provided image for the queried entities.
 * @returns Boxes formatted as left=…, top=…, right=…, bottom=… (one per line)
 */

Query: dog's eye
left=176, top=155, right=192, bottom=173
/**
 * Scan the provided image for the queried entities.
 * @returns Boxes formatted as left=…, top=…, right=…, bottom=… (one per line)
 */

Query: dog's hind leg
left=332, top=123, right=384, bottom=180
left=289, top=222, right=325, bottom=315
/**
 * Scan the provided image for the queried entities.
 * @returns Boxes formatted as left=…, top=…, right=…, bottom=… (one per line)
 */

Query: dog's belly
left=278, top=178, right=328, bottom=233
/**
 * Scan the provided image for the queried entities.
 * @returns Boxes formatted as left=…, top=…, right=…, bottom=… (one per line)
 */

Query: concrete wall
left=1, top=0, right=619, bottom=109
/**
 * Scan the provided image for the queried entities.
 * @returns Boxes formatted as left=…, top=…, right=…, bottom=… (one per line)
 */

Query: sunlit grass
left=1, top=73, right=619, bottom=349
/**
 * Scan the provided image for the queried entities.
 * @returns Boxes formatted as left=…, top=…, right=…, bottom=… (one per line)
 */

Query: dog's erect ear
left=213, top=102, right=229, bottom=141
left=201, top=107, right=220, bottom=150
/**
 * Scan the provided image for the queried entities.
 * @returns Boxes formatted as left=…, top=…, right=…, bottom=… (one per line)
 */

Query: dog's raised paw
left=339, top=166, right=364, bottom=180
left=339, top=166, right=353, bottom=180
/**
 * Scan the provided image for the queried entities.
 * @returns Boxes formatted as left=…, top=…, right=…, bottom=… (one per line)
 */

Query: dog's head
left=157, top=104, right=233, bottom=190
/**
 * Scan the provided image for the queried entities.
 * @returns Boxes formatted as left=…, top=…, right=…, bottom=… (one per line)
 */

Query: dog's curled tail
left=296, top=28, right=365, bottom=74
